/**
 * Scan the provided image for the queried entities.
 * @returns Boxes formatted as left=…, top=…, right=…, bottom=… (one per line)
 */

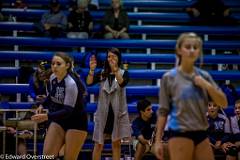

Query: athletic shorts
left=53, top=111, right=88, bottom=132
left=168, top=130, right=208, bottom=146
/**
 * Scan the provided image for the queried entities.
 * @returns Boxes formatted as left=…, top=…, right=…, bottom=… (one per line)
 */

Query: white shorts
left=132, top=139, right=154, bottom=153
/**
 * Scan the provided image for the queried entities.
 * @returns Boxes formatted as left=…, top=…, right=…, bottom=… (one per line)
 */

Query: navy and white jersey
left=50, top=74, right=78, bottom=107
left=230, top=115, right=240, bottom=141
left=44, top=73, right=85, bottom=120
left=207, top=113, right=231, bottom=143
left=159, top=67, right=219, bottom=132
left=132, top=113, right=157, bottom=140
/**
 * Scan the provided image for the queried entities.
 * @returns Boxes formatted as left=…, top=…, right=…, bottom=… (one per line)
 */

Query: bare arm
left=138, top=135, right=150, bottom=145
left=86, top=70, right=95, bottom=85
left=205, top=82, right=228, bottom=108
left=155, top=116, right=167, bottom=143
left=114, top=69, right=124, bottom=85
left=194, top=76, right=228, bottom=108
left=105, top=25, right=116, bottom=33
left=154, top=116, right=168, bottom=160
left=119, top=27, right=127, bottom=34
left=86, top=55, right=97, bottom=85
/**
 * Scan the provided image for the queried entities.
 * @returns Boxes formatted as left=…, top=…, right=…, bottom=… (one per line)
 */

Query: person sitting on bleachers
left=67, top=0, right=93, bottom=39
left=13, top=0, right=28, bottom=9
left=229, top=99, right=240, bottom=156
left=186, top=0, right=237, bottom=25
left=68, top=0, right=98, bottom=11
left=103, top=0, right=129, bottom=39
left=35, top=0, right=67, bottom=38
left=132, top=99, right=157, bottom=160
left=28, top=61, right=51, bottom=103
left=207, top=101, right=238, bottom=160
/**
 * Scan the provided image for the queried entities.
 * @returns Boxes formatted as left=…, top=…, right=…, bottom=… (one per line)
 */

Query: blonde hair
left=175, top=32, right=203, bottom=67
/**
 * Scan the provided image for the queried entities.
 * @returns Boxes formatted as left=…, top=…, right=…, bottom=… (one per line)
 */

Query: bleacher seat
left=1, top=22, right=240, bottom=35
left=0, top=83, right=239, bottom=95
left=2, top=9, right=240, bottom=22
left=0, top=37, right=240, bottom=49
left=2, top=0, right=240, bottom=8
left=0, top=0, right=239, bottom=158
left=0, top=51, right=240, bottom=64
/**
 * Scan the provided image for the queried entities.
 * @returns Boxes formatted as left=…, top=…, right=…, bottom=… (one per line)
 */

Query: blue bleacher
left=2, top=8, right=240, bottom=22
left=2, top=102, right=159, bottom=114
left=0, top=51, right=240, bottom=64
left=0, top=37, right=240, bottom=49
left=0, top=84, right=157, bottom=95
left=2, top=0, right=240, bottom=8
left=1, top=67, right=240, bottom=80
left=0, top=83, right=239, bottom=95
left=1, top=22, right=240, bottom=35
left=1, top=0, right=239, bottom=158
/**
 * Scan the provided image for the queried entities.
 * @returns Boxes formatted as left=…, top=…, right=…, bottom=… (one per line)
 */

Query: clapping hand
left=89, top=55, right=97, bottom=71
left=31, top=105, right=47, bottom=123
left=31, top=114, right=48, bottom=123
left=109, top=58, right=118, bottom=73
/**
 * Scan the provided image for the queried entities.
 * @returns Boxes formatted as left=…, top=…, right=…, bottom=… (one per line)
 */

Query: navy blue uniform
left=43, top=73, right=88, bottom=131
left=207, top=113, right=231, bottom=144
left=230, top=115, right=240, bottom=142
left=132, top=113, right=157, bottom=140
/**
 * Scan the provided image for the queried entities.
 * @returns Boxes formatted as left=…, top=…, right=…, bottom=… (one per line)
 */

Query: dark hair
left=53, top=52, right=73, bottom=73
left=33, top=61, right=52, bottom=89
left=102, top=48, right=122, bottom=79
left=137, top=99, right=151, bottom=113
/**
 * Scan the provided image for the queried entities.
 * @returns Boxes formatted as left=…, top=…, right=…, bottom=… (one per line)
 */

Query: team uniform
left=207, top=113, right=238, bottom=156
left=207, top=113, right=231, bottom=144
left=132, top=113, right=157, bottom=151
left=230, top=115, right=240, bottom=142
left=43, top=73, right=88, bottom=131
left=132, top=113, right=157, bottom=140
left=159, top=67, right=220, bottom=145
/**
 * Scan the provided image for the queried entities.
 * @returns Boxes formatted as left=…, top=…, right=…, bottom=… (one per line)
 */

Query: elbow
left=118, top=81, right=126, bottom=88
